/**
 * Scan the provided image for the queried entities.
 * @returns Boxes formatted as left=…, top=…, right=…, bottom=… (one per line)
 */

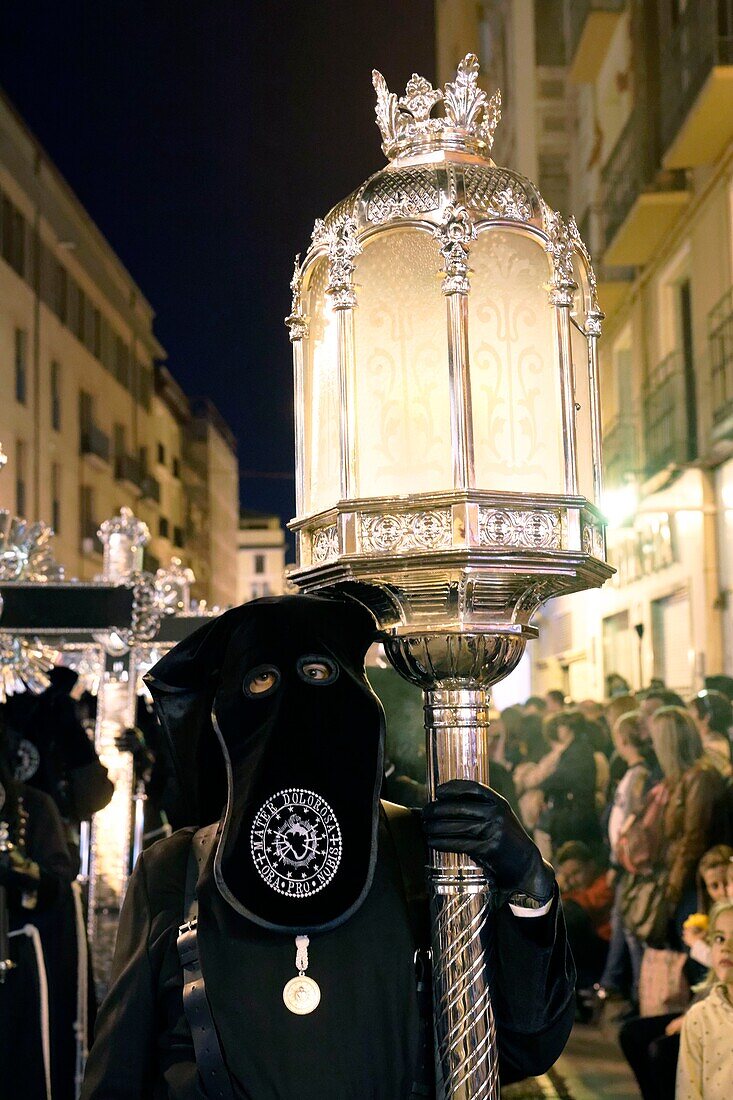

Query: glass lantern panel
left=302, top=256, right=340, bottom=515
left=352, top=227, right=452, bottom=497
left=570, top=316, right=594, bottom=503
left=468, top=229, right=565, bottom=494
left=571, top=253, right=595, bottom=504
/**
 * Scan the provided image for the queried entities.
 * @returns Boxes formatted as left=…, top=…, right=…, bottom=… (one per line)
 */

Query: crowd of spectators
left=487, top=675, right=733, bottom=1098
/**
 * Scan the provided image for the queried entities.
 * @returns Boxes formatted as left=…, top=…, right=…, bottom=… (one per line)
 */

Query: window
left=15, top=328, right=27, bottom=404
left=114, top=423, right=126, bottom=462
left=79, top=390, right=93, bottom=432
left=80, top=484, right=95, bottom=549
left=254, top=553, right=266, bottom=574
left=173, top=525, right=184, bottom=547
left=93, top=308, right=102, bottom=358
left=157, top=442, right=166, bottom=465
left=159, top=516, right=170, bottom=539
left=50, top=360, right=61, bottom=430
left=51, top=463, right=61, bottom=533
left=115, top=337, right=130, bottom=389
left=54, top=262, right=68, bottom=322
left=15, top=440, right=27, bottom=515
left=139, top=445, right=148, bottom=474
left=172, top=456, right=181, bottom=479
left=2, top=196, right=25, bottom=276
left=138, top=364, right=152, bottom=410
left=76, top=286, right=86, bottom=343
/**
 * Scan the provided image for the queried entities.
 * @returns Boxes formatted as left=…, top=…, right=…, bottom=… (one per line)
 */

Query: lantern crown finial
left=372, top=54, right=501, bottom=162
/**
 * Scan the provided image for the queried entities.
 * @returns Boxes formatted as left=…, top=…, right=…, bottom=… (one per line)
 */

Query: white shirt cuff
left=508, top=897, right=553, bottom=919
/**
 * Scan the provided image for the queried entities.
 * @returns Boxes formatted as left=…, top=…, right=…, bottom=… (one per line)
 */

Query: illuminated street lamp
left=287, top=56, right=613, bottom=1098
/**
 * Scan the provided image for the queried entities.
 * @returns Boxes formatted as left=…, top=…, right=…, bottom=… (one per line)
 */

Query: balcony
left=140, top=474, right=161, bottom=503
left=709, top=287, right=733, bottom=440
left=565, top=0, right=626, bottom=84
left=602, top=110, right=690, bottom=267
left=661, top=0, right=733, bottom=168
left=114, top=453, right=143, bottom=494
left=80, top=424, right=110, bottom=470
left=602, top=414, right=639, bottom=489
left=643, top=350, right=694, bottom=478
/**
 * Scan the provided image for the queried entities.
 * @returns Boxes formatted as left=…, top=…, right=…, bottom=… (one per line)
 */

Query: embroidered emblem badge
left=14, top=739, right=40, bottom=782
left=250, top=787, right=342, bottom=898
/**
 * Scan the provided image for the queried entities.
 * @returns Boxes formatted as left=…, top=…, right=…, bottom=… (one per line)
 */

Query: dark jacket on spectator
left=662, top=760, right=726, bottom=904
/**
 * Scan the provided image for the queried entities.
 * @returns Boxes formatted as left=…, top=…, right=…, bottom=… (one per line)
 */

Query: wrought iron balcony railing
left=643, top=350, right=693, bottom=476
left=602, top=414, right=639, bottom=489
left=660, top=0, right=733, bottom=155
left=709, top=286, right=733, bottom=426
left=601, top=109, right=687, bottom=254
left=80, top=424, right=110, bottom=465
left=601, top=110, right=650, bottom=250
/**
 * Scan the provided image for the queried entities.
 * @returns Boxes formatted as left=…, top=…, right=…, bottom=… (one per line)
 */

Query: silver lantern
left=286, top=55, right=612, bottom=1099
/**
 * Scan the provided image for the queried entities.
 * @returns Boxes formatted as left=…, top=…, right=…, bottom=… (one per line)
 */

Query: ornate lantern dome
left=287, top=55, right=611, bottom=659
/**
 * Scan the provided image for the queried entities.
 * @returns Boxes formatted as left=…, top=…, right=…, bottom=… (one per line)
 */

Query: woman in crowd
left=650, top=707, right=727, bottom=940
left=599, top=711, right=651, bottom=1002
left=676, top=899, right=733, bottom=1099
left=555, top=840, right=613, bottom=995
left=603, top=694, right=639, bottom=793
left=688, top=690, right=733, bottom=778
left=537, top=710, right=602, bottom=856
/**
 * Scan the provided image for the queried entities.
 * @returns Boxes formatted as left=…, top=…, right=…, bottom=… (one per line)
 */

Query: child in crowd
left=618, top=846, right=732, bottom=1100
left=682, top=846, right=733, bottom=970
left=676, top=899, right=733, bottom=1099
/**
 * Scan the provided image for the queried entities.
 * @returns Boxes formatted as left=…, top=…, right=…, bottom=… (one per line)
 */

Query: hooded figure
left=82, top=595, right=575, bottom=1100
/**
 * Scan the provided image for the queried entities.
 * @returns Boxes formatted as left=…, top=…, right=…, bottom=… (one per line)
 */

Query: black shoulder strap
left=382, top=800, right=430, bottom=948
left=177, top=823, right=236, bottom=1100
left=382, top=800, right=435, bottom=1098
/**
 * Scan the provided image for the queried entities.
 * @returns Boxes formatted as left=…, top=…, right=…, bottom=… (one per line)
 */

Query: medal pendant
left=283, top=974, right=321, bottom=1015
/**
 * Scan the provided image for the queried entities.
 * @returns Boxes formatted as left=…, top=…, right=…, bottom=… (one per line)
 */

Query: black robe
left=81, top=810, right=574, bottom=1100
left=0, top=785, right=77, bottom=1100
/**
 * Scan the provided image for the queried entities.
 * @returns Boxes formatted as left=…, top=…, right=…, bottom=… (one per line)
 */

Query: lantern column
left=386, top=201, right=500, bottom=1099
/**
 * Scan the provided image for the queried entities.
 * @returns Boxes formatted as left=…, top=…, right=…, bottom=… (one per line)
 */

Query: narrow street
left=504, top=1020, right=641, bottom=1099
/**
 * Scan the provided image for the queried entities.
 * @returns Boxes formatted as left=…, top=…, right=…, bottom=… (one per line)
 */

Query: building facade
left=435, top=0, right=733, bottom=701
left=184, top=398, right=239, bottom=608
left=436, top=0, right=570, bottom=212
left=236, top=509, right=287, bottom=604
left=533, top=0, right=733, bottom=700
left=0, top=90, right=240, bottom=604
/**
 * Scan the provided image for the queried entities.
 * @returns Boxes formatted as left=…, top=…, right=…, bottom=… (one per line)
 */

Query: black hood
left=145, top=594, right=384, bottom=933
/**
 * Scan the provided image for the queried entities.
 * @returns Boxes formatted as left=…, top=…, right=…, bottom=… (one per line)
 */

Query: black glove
left=422, top=779, right=555, bottom=907
left=115, top=727, right=155, bottom=779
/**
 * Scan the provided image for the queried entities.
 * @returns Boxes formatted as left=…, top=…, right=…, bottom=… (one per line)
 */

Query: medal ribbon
left=295, top=935, right=309, bottom=975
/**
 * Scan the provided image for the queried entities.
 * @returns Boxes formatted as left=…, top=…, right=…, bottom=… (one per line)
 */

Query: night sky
left=0, top=1, right=436, bottom=525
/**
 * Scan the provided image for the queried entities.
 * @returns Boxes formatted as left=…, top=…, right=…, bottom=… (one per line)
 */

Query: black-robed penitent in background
left=81, top=596, right=575, bottom=1100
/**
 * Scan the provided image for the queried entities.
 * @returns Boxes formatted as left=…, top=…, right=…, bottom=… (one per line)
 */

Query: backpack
left=616, top=782, right=670, bottom=876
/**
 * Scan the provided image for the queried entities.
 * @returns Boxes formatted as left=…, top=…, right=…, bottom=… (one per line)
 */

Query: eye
left=297, top=655, right=338, bottom=686
left=243, top=665, right=281, bottom=699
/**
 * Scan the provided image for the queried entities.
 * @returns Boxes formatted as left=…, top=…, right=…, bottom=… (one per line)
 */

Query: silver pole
left=424, top=688, right=499, bottom=1100
left=131, top=780, right=147, bottom=869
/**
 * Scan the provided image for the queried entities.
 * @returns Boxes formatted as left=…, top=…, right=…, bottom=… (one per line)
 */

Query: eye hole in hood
left=243, top=664, right=281, bottom=699
left=297, top=655, right=339, bottom=686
